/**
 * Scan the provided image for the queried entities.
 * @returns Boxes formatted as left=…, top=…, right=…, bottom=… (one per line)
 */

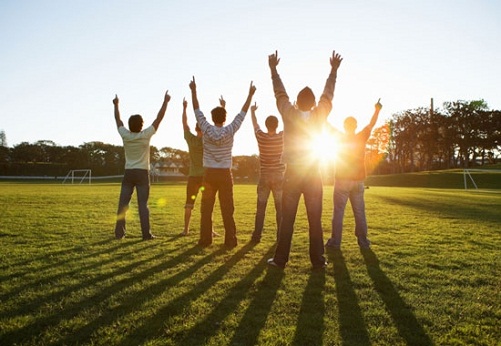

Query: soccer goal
left=62, top=169, right=92, bottom=184
left=463, top=169, right=501, bottom=190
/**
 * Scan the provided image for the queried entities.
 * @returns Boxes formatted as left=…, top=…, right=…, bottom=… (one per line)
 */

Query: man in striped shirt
left=189, top=76, right=256, bottom=248
left=249, top=102, right=285, bottom=243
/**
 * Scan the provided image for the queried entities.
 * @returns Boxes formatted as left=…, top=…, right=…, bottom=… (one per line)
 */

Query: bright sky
left=1, top=0, right=499, bottom=156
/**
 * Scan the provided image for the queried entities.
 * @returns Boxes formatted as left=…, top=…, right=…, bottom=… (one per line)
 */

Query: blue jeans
left=272, top=166, right=325, bottom=267
left=329, top=179, right=370, bottom=248
left=252, top=172, right=283, bottom=241
left=114, top=169, right=152, bottom=239
left=200, top=168, right=237, bottom=247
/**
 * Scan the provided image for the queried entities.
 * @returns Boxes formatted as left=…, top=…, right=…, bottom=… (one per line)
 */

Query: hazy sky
left=1, top=0, right=499, bottom=156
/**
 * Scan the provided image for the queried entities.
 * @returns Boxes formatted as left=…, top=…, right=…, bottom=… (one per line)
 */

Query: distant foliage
left=1, top=100, right=499, bottom=176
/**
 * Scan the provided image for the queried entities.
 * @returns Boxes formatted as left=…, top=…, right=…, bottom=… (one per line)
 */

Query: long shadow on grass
left=120, top=242, right=257, bottom=345
left=0, top=239, right=158, bottom=317
left=362, top=249, right=433, bottom=346
left=185, top=246, right=279, bottom=346
left=0, top=239, right=145, bottom=303
left=57, top=244, right=228, bottom=346
left=375, top=194, right=500, bottom=224
left=0, top=244, right=199, bottom=345
left=0, top=238, right=111, bottom=277
left=328, top=250, right=371, bottom=346
left=291, top=269, right=326, bottom=346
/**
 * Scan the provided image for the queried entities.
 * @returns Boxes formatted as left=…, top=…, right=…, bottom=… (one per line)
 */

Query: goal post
left=463, top=168, right=501, bottom=190
left=62, top=169, right=92, bottom=184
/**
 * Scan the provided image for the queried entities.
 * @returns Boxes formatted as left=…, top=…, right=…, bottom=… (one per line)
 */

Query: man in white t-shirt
left=113, top=91, right=170, bottom=240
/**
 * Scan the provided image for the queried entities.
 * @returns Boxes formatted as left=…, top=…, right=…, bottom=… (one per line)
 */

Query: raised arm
left=241, top=81, right=257, bottom=113
left=250, top=102, right=259, bottom=130
left=113, top=94, right=124, bottom=128
left=152, top=90, right=170, bottom=130
left=317, top=50, right=343, bottom=118
left=189, top=76, right=200, bottom=111
left=182, top=97, right=189, bottom=131
left=367, top=98, right=383, bottom=130
left=268, top=50, right=294, bottom=116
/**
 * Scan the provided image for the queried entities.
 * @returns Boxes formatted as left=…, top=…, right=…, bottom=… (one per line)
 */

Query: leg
left=183, top=207, right=193, bottom=235
left=252, top=176, right=271, bottom=242
left=350, top=181, right=370, bottom=248
left=183, top=176, right=201, bottom=235
left=218, top=169, right=237, bottom=247
left=135, top=170, right=152, bottom=239
left=328, top=179, right=350, bottom=248
left=303, top=171, right=326, bottom=268
left=272, top=169, right=301, bottom=267
left=199, top=171, right=216, bottom=246
left=270, top=172, right=284, bottom=240
left=114, top=171, right=134, bottom=239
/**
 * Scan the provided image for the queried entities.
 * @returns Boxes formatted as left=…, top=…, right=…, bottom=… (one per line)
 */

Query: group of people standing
left=112, top=50, right=382, bottom=270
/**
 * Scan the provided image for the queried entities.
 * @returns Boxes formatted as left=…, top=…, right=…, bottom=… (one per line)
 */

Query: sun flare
left=310, top=129, right=338, bottom=164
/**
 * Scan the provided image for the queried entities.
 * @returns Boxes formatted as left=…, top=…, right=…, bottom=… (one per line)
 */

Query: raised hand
left=248, top=81, right=257, bottom=96
left=375, top=98, right=383, bottom=110
left=251, top=102, right=258, bottom=112
left=219, top=95, right=226, bottom=108
left=164, top=90, right=171, bottom=103
left=113, top=94, right=119, bottom=105
left=268, top=50, right=280, bottom=69
left=330, top=50, right=343, bottom=70
left=183, top=97, right=187, bottom=109
left=189, top=76, right=197, bottom=91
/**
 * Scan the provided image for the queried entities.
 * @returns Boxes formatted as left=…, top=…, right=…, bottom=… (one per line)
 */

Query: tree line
left=0, top=99, right=499, bottom=179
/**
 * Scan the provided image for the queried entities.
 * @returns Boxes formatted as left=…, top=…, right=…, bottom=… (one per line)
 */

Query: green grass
left=0, top=182, right=500, bottom=345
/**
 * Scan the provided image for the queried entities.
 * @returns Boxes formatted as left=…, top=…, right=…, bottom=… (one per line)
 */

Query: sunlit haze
left=1, top=1, right=500, bottom=156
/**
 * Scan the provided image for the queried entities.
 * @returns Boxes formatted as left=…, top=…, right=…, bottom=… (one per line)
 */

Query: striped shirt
left=255, top=128, right=285, bottom=175
left=194, top=109, right=246, bottom=169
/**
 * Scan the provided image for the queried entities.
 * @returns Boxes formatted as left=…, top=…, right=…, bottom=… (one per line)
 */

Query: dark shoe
left=312, top=261, right=328, bottom=271
left=267, top=258, right=285, bottom=269
left=325, top=239, right=340, bottom=250
left=143, top=234, right=156, bottom=241
left=250, top=236, right=261, bottom=243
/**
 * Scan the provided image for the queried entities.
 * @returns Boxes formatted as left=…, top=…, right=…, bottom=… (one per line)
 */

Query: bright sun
left=310, top=129, right=338, bottom=163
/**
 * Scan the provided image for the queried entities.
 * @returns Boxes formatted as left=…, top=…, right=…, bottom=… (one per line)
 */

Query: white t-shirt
left=118, top=125, right=156, bottom=170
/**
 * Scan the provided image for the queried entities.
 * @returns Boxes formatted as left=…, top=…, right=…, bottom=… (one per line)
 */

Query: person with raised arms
left=113, top=90, right=170, bottom=240
left=325, top=99, right=383, bottom=250
left=266, top=50, right=343, bottom=270
left=189, top=77, right=256, bottom=248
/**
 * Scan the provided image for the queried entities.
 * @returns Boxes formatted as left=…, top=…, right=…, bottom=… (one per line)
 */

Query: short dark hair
left=211, top=106, right=227, bottom=125
left=296, top=87, right=316, bottom=111
left=265, top=115, right=279, bottom=131
left=128, top=114, right=144, bottom=133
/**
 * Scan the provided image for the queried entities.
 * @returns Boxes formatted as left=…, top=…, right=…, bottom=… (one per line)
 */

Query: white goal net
left=62, top=169, right=92, bottom=184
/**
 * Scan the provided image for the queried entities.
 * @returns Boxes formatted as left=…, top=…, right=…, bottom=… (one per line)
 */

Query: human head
left=343, top=116, right=357, bottom=133
left=211, top=106, right=227, bottom=125
left=128, top=114, right=144, bottom=133
left=296, top=87, right=316, bottom=111
left=265, top=115, right=279, bottom=132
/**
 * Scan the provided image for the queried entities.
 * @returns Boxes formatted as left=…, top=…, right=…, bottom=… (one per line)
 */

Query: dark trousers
left=114, top=169, right=151, bottom=238
left=200, top=168, right=237, bottom=247
left=273, top=166, right=325, bottom=267
left=252, top=172, right=283, bottom=241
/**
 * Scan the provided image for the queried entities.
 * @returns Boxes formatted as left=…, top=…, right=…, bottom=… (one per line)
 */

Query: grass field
left=0, top=181, right=500, bottom=345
